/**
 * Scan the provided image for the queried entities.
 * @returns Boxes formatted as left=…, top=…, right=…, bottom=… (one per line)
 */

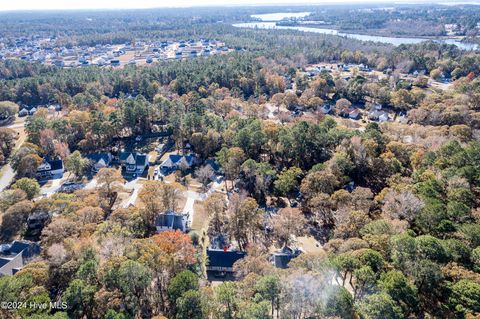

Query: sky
left=0, top=0, right=442, bottom=12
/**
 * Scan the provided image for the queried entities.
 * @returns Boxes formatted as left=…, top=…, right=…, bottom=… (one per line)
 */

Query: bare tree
left=382, top=189, right=424, bottom=223
left=195, top=165, right=215, bottom=191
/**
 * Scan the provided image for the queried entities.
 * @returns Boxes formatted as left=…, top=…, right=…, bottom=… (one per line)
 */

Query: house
left=206, top=248, right=246, bottom=280
left=205, top=159, right=221, bottom=174
left=368, top=110, right=389, bottom=122
left=160, top=154, right=195, bottom=173
left=271, top=246, right=302, bottom=269
left=47, top=104, right=62, bottom=113
left=0, top=240, right=40, bottom=276
left=119, top=152, right=148, bottom=176
left=340, top=107, right=361, bottom=120
left=320, top=104, right=333, bottom=114
left=36, top=158, right=64, bottom=180
left=18, top=108, right=29, bottom=117
left=28, top=107, right=37, bottom=116
left=155, top=210, right=189, bottom=233
left=86, top=153, right=113, bottom=172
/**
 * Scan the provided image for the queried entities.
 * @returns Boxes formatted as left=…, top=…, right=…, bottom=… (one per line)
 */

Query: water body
left=251, top=12, right=312, bottom=21
left=235, top=13, right=478, bottom=50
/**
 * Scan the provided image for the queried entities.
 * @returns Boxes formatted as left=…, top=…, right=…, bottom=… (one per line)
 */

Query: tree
left=0, top=128, right=17, bottom=165
left=270, top=208, right=306, bottom=247
left=12, top=177, right=40, bottom=199
left=0, top=101, right=19, bottom=121
left=254, top=275, right=281, bottom=319
left=274, top=166, right=302, bottom=202
left=323, top=285, right=354, bottom=319
left=195, top=165, right=215, bottom=191
left=215, top=282, right=238, bottom=319
left=226, top=193, right=262, bottom=251
left=382, top=189, right=424, bottom=223
left=139, top=181, right=182, bottom=232
left=390, top=89, right=414, bottom=110
left=335, top=98, right=352, bottom=112
left=356, top=293, right=403, bottom=319
left=176, top=290, right=203, bottom=319
left=0, top=200, right=33, bottom=240
left=65, top=151, right=89, bottom=179
left=63, top=279, right=96, bottom=319
left=216, top=147, right=246, bottom=191
left=472, top=246, right=480, bottom=272
left=168, top=270, right=199, bottom=316
left=96, top=168, right=124, bottom=210
left=152, top=230, right=197, bottom=270
left=204, top=193, right=227, bottom=235
left=117, top=260, right=151, bottom=317
left=448, top=279, right=480, bottom=316
left=378, top=271, right=418, bottom=315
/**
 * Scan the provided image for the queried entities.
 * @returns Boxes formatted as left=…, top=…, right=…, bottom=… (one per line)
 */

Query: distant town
left=0, top=37, right=233, bottom=68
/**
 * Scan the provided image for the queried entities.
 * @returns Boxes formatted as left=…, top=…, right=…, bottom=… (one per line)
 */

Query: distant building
left=340, top=107, right=361, bottom=120
left=270, top=246, right=302, bottom=269
left=155, top=210, right=189, bottom=233
left=368, top=110, right=389, bottom=122
left=28, top=107, right=37, bottom=116
left=320, top=104, right=333, bottom=115
left=86, top=153, right=113, bottom=172
left=18, top=108, right=29, bottom=117
left=119, top=152, right=148, bottom=176
left=36, top=158, right=64, bottom=180
left=0, top=240, right=40, bottom=276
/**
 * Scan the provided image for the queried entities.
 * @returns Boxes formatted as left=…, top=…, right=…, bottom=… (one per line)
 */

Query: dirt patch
left=191, top=200, right=208, bottom=232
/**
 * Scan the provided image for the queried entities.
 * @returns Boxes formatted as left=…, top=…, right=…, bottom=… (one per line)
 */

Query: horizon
left=0, top=0, right=469, bottom=12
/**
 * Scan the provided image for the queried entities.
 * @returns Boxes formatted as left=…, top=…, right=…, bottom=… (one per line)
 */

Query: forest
left=0, top=5, right=480, bottom=319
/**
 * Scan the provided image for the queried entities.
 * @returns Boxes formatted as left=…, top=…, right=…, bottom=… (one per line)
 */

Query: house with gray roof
left=119, top=152, right=148, bottom=176
left=0, top=240, right=40, bottom=276
left=155, top=210, right=189, bottom=233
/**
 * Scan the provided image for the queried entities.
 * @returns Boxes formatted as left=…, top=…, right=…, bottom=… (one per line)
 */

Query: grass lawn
left=191, top=200, right=208, bottom=232
left=297, top=236, right=325, bottom=255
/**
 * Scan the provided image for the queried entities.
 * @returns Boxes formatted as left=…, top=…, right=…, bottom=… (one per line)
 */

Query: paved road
left=121, top=179, right=142, bottom=208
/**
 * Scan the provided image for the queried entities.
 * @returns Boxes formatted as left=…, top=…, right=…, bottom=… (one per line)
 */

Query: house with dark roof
left=0, top=240, right=40, bottom=276
left=206, top=248, right=246, bottom=280
left=339, top=107, right=361, bottom=120
left=155, top=210, right=189, bottom=233
left=119, top=152, right=148, bottom=176
left=160, top=154, right=195, bottom=174
left=86, top=153, right=113, bottom=173
left=205, top=159, right=221, bottom=174
left=270, top=246, right=302, bottom=269
left=36, top=158, right=64, bottom=180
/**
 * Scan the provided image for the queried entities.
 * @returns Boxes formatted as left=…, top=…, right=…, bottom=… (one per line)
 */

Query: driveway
left=0, top=165, right=15, bottom=192
left=121, top=178, right=142, bottom=208
left=0, top=118, right=26, bottom=192
left=39, top=176, right=64, bottom=197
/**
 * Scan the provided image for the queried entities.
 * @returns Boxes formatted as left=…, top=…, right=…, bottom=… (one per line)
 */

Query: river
left=234, top=12, right=478, bottom=50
